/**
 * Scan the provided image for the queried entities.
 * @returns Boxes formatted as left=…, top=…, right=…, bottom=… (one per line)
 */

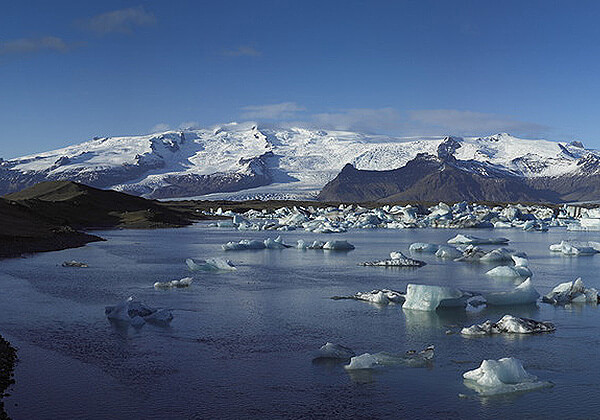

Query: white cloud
left=178, top=121, right=201, bottom=130
left=241, top=102, right=305, bottom=120
left=408, top=109, right=548, bottom=136
left=150, top=123, right=170, bottom=133
left=83, top=6, right=156, bottom=35
left=222, top=46, right=261, bottom=57
left=0, top=36, right=70, bottom=55
left=311, top=108, right=402, bottom=133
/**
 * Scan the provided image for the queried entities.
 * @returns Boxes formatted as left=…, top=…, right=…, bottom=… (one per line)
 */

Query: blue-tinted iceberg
left=402, top=284, right=470, bottom=311
left=463, top=357, right=552, bottom=395
left=483, top=278, right=539, bottom=306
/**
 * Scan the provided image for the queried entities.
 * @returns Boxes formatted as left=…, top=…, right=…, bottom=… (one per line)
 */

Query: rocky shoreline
left=0, top=334, right=17, bottom=420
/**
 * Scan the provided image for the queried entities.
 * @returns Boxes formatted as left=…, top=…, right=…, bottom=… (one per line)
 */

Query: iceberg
left=360, top=251, right=425, bottom=267
left=332, top=289, right=405, bottom=305
left=264, top=236, right=291, bottom=249
left=409, top=243, right=439, bottom=253
left=479, top=248, right=515, bottom=263
left=541, top=278, right=599, bottom=305
left=461, top=315, right=555, bottom=335
left=485, top=265, right=532, bottom=279
left=483, top=278, right=539, bottom=306
left=222, top=239, right=266, bottom=251
left=463, top=357, right=552, bottom=395
left=322, top=240, right=355, bottom=250
left=448, top=234, right=509, bottom=245
left=344, top=345, right=434, bottom=370
left=62, top=260, right=88, bottom=268
left=153, top=277, right=193, bottom=289
left=105, top=297, right=173, bottom=326
left=402, top=284, right=470, bottom=311
left=186, top=258, right=236, bottom=271
left=511, top=253, right=528, bottom=267
left=435, top=246, right=462, bottom=259
left=313, top=342, right=356, bottom=360
left=549, top=240, right=598, bottom=255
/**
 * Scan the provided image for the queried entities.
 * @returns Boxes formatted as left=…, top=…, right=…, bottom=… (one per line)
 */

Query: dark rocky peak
left=437, top=136, right=462, bottom=161
left=576, top=154, right=600, bottom=174
left=570, top=140, right=584, bottom=148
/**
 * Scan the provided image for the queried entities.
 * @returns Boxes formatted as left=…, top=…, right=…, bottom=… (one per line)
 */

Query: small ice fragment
left=62, top=260, right=88, bottom=268
left=313, top=342, right=356, bottom=360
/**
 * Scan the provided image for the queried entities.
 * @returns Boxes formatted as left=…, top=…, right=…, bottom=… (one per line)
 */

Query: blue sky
left=2, top=0, right=600, bottom=157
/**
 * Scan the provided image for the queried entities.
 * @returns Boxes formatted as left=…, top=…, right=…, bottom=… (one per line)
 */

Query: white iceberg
left=345, top=346, right=434, bottom=370
left=154, top=277, right=193, bottom=289
left=461, top=315, right=555, bottom=335
left=541, top=278, right=599, bottom=305
left=448, top=234, right=509, bottom=245
left=549, top=240, right=598, bottom=255
left=322, top=240, right=355, bottom=250
left=313, top=342, right=356, bottom=360
left=360, top=251, right=425, bottom=267
left=479, top=248, right=515, bottom=263
left=463, top=357, right=552, bottom=395
left=344, top=353, right=379, bottom=370
left=483, top=278, right=539, bottom=306
left=409, top=243, right=439, bottom=253
left=105, top=297, right=173, bottom=326
left=485, top=265, right=532, bottom=279
left=186, top=258, right=236, bottom=271
left=511, top=253, right=528, bottom=267
left=264, top=236, right=291, bottom=249
left=435, top=246, right=462, bottom=259
left=222, top=239, right=266, bottom=251
left=402, top=284, right=470, bottom=311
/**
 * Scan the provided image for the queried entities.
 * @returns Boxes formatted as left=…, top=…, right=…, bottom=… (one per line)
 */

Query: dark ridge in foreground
left=0, top=181, right=205, bottom=258
left=0, top=334, right=17, bottom=420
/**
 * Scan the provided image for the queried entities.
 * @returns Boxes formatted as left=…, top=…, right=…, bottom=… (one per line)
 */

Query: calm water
left=1, top=225, right=600, bottom=419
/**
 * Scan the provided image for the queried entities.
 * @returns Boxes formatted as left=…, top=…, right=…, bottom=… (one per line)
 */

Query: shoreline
left=0, top=334, right=17, bottom=420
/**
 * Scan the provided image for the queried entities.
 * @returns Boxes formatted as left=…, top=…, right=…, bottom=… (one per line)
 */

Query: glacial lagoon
left=1, top=225, right=600, bottom=419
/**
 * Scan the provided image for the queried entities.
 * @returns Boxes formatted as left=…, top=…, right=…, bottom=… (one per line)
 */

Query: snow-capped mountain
left=1, top=122, right=598, bottom=200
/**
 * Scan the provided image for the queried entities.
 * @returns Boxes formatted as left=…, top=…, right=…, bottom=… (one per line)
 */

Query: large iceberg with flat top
left=463, top=357, right=552, bottom=395
left=485, top=265, right=532, bottom=279
left=402, top=284, right=470, bottom=311
left=483, top=278, right=539, bottom=306
left=461, top=315, right=555, bottom=335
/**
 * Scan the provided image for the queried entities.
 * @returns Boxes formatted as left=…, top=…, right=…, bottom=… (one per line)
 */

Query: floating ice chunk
left=483, top=278, right=539, bottom=306
left=493, top=221, right=513, bottom=229
left=186, top=258, right=236, bottom=271
left=222, top=239, right=266, bottom=250
left=549, top=240, right=598, bottom=255
left=463, top=357, right=552, bottom=395
left=345, top=345, right=434, bottom=370
left=511, top=253, right=528, bottom=267
left=542, top=278, right=599, bottom=305
left=402, top=284, right=470, bottom=311
left=409, top=243, right=439, bottom=253
left=313, top=342, right=356, bottom=360
left=486, top=265, right=532, bottom=279
left=264, top=236, right=291, bottom=249
left=448, top=234, right=509, bottom=245
left=331, top=289, right=405, bottom=304
left=453, top=245, right=486, bottom=262
left=296, top=239, right=309, bottom=249
left=479, top=248, right=515, bottom=263
left=461, top=315, right=555, bottom=335
left=360, top=251, right=425, bottom=267
left=345, top=353, right=379, bottom=370
left=435, top=246, right=462, bottom=259
left=308, top=240, right=325, bottom=249
left=154, top=277, right=193, bottom=289
left=105, top=297, right=173, bottom=326
left=323, top=240, right=355, bottom=250
left=62, top=260, right=88, bottom=268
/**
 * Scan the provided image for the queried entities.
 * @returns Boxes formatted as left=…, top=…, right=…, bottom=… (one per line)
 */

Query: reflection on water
left=0, top=226, right=599, bottom=418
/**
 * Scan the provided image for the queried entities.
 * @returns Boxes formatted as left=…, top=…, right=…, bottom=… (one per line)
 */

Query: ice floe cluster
left=542, top=278, right=599, bottom=305
left=202, top=201, right=600, bottom=233
left=549, top=240, right=600, bottom=255
left=222, top=236, right=354, bottom=251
